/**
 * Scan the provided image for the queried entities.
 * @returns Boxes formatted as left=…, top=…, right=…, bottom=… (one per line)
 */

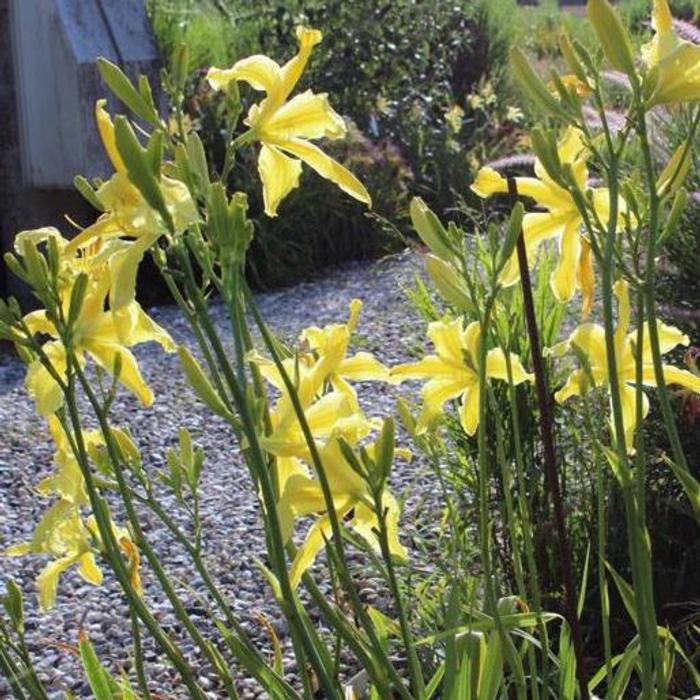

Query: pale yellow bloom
left=66, top=101, right=198, bottom=256
left=277, top=437, right=406, bottom=588
left=22, top=267, right=175, bottom=416
left=207, top=27, right=371, bottom=216
left=555, top=280, right=700, bottom=452
left=391, top=319, right=533, bottom=436
left=643, top=0, right=700, bottom=106
left=6, top=501, right=102, bottom=610
left=251, top=299, right=390, bottom=412
left=471, top=128, right=621, bottom=318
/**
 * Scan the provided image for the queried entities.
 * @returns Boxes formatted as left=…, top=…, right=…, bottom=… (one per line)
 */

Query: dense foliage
left=1, top=1, right=700, bottom=699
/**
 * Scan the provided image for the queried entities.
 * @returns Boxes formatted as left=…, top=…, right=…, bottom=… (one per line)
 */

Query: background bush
left=147, top=0, right=525, bottom=287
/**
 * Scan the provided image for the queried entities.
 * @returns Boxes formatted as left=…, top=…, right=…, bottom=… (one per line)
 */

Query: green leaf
left=665, top=455, right=700, bottom=523
left=604, top=561, right=637, bottom=628
left=97, top=58, right=161, bottom=126
left=79, top=636, right=117, bottom=700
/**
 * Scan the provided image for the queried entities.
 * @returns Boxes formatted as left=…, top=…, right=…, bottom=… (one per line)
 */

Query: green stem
left=130, top=609, right=153, bottom=700
left=73, top=363, right=241, bottom=700
left=174, top=255, right=342, bottom=700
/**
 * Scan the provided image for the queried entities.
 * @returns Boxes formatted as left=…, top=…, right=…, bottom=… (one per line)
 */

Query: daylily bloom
left=471, top=127, right=622, bottom=318
left=643, top=0, right=700, bottom=106
left=65, top=101, right=198, bottom=304
left=554, top=280, right=700, bottom=452
left=22, top=267, right=175, bottom=416
left=262, top=390, right=377, bottom=465
left=277, top=437, right=406, bottom=588
left=253, top=299, right=390, bottom=411
left=7, top=502, right=140, bottom=609
left=391, top=319, right=533, bottom=436
left=6, top=500, right=102, bottom=610
left=207, top=27, right=371, bottom=216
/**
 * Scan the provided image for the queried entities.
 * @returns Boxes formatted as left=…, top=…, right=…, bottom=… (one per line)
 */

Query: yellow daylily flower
left=6, top=500, right=103, bottom=610
left=66, top=101, right=198, bottom=256
left=391, top=319, right=533, bottom=436
left=299, top=299, right=391, bottom=409
left=251, top=299, right=390, bottom=412
left=643, top=0, right=700, bottom=106
left=554, top=280, right=700, bottom=452
left=207, top=26, right=371, bottom=216
left=262, top=390, right=377, bottom=462
left=471, top=127, right=622, bottom=318
left=22, top=268, right=175, bottom=416
left=277, top=438, right=407, bottom=588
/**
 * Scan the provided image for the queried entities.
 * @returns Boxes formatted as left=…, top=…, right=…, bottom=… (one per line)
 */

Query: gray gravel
left=0, top=250, right=446, bottom=698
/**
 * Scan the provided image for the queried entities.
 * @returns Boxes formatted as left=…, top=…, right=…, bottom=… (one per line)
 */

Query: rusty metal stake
left=507, top=176, right=588, bottom=698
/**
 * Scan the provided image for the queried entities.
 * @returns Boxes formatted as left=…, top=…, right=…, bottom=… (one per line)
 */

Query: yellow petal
left=635, top=321, right=689, bottom=363
left=652, top=0, right=674, bottom=34
left=275, top=457, right=310, bottom=503
left=648, top=42, right=700, bottom=105
left=417, top=378, right=470, bottom=433
left=263, top=90, right=346, bottom=141
left=614, top=383, right=649, bottom=454
left=499, top=211, right=570, bottom=286
left=289, top=515, right=334, bottom=589
left=23, top=310, right=57, bottom=337
left=37, top=556, right=76, bottom=610
left=161, top=176, right=199, bottom=233
left=108, top=232, right=159, bottom=312
left=471, top=167, right=508, bottom=198
left=258, top=144, right=302, bottom=217
left=351, top=493, right=408, bottom=561
left=117, top=303, right=176, bottom=353
left=339, top=352, right=389, bottom=382
left=78, top=552, right=103, bottom=585
left=557, top=127, right=587, bottom=165
left=65, top=215, right=123, bottom=255
left=555, top=369, right=589, bottom=403
left=428, top=319, right=466, bottom=365
left=278, top=27, right=323, bottom=104
left=84, top=340, right=154, bottom=407
left=207, top=54, right=282, bottom=93
left=639, top=364, right=700, bottom=394
left=463, top=321, right=482, bottom=367
left=276, top=138, right=372, bottom=207
left=95, top=99, right=125, bottom=173
left=485, top=349, right=533, bottom=384
left=459, top=383, right=481, bottom=436
left=390, top=356, right=459, bottom=381
left=550, top=222, right=581, bottom=303
left=26, top=342, right=69, bottom=416
left=569, top=323, right=608, bottom=372
left=330, top=375, right=360, bottom=412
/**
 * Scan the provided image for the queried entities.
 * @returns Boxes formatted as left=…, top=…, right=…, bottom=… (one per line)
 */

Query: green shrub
left=148, top=0, right=523, bottom=286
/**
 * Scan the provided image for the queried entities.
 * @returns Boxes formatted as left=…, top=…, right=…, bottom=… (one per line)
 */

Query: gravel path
left=0, top=250, right=444, bottom=699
